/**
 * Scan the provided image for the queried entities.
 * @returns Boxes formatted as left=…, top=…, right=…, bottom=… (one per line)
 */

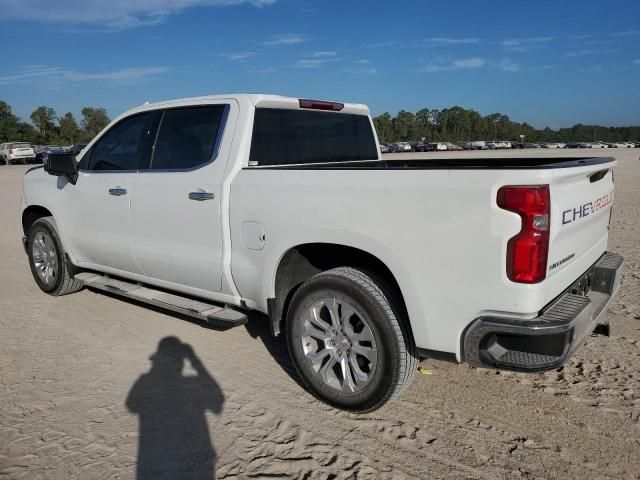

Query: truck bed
left=255, top=156, right=614, bottom=170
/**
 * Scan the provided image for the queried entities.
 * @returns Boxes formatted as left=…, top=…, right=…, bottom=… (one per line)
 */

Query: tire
left=27, top=216, right=83, bottom=296
left=286, top=267, right=418, bottom=412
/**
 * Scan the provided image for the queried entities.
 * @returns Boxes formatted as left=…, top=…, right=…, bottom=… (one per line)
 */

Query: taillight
left=298, top=99, right=344, bottom=111
left=497, top=185, right=550, bottom=283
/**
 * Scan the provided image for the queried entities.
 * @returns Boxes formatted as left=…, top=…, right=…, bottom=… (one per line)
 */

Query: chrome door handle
left=188, top=191, right=215, bottom=201
left=108, top=187, right=127, bottom=196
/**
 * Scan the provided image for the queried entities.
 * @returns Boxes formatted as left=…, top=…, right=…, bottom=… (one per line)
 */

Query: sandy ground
left=0, top=148, right=639, bottom=480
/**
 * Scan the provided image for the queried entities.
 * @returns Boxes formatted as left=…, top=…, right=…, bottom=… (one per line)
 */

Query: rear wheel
left=28, top=217, right=83, bottom=296
left=286, top=267, right=417, bottom=412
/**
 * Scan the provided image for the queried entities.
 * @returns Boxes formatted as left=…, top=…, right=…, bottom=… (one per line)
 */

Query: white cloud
left=580, top=64, right=604, bottom=73
left=343, top=66, right=377, bottom=75
left=421, top=57, right=485, bottom=72
left=355, top=59, right=371, bottom=64
left=424, top=37, right=480, bottom=45
left=496, top=58, right=520, bottom=72
left=612, top=30, right=640, bottom=37
left=365, top=41, right=400, bottom=48
left=633, top=59, right=640, bottom=65
left=0, top=0, right=275, bottom=28
left=310, top=51, right=337, bottom=57
left=565, top=48, right=616, bottom=57
left=452, top=57, right=485, bottom=69
left=571, top=34, right=593, bottom=40
left=296, top=57, right=340, bottom=68
left=222, top=52, right=258, bottom=61
left=251, top=67, right=276, bottom=74
left=502, top=36, right=553, bottom=47
left=0, top=65, right=168, bottom=84
left=262, top=33, right=307, bottom=46
left=502, top=36, right=553, bottom=52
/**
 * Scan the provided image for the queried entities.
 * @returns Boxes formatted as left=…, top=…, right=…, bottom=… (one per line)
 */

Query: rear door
left=130, top=103, right=233, bottom=293
left=61, top=111, right=160, bottom=273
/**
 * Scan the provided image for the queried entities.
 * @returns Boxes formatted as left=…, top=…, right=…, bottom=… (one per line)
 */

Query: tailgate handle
left=589, top=169, right=609, bottom=183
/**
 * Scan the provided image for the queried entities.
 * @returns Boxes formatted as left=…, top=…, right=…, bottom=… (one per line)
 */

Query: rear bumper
left=463, top=251, right=623, bottom=372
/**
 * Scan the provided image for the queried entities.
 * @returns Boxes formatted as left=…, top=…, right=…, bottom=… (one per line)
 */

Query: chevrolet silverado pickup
left=21, top=94, right=623, bottom=411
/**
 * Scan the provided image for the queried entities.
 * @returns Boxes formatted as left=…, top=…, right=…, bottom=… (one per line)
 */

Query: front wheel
left=286, top=267, right=417, bottom=412
left=27, top=217, right=83, bottom=296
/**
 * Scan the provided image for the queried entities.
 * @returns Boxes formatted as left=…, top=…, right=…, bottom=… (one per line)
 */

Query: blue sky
left=0, top=0, right=639, bottom=128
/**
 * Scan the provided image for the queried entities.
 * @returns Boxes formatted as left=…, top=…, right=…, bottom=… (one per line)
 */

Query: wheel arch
left=22, top=205, right=54, bottom=235
left=269, top=243, right=411, bottom=340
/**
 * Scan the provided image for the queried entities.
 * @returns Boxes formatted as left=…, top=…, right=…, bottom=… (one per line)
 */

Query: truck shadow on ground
left=90, top=288, right=305, bottom=391
left=126, top=336, right=224, bottom=480
left=243, top=311, right=307, bottom=390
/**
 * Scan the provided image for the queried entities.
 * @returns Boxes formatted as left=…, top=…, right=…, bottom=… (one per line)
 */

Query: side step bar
left=75, top=272, right=248, bottom=328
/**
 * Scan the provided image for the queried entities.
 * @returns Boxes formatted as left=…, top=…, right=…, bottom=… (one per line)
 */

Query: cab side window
left=149, top=106, right=225, bottom=170
left=85, top=112, right=159, bottom=171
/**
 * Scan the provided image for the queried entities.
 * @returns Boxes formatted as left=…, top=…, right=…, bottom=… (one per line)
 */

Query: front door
left=61, top=111, right=159, bottom=273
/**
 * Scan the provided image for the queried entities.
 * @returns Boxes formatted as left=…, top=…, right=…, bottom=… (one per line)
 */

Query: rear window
left=249, top=108, right=378, bottom=166
left=14, top=143, right=31, bottom=148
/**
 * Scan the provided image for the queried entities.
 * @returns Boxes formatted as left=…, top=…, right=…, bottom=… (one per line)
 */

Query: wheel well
left=22, top=206, right=53, bottom=235
left=270, top=243, right=408, bottom=337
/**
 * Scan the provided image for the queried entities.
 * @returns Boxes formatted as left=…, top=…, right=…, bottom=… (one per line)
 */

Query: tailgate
left=545, top=161, right=615, bottom=298
left=13, top=147, right=34, bottom=156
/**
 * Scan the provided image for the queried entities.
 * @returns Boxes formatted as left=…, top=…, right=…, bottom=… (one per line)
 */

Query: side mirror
left=45, top=153, right=78, bottom=185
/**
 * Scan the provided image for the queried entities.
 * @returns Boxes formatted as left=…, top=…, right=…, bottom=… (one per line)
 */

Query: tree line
left=0, top=100, right=111, bottom=145
left=373, top=106, right=640, bottom=144
left=1, top=99, right=638, bottom=146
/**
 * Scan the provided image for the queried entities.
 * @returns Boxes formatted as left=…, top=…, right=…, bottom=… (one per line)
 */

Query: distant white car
left=612, top=142, right=630, bottom=148
left=0, top=142, right=36, bottom=164
left=590, top=142, right=608, bottom=149
left=469, top=141, right=487, bottom=150
left=393, top=142, right=412, bottom=152
left=544, top=143, right=566, bottom=149
left=487, top=141, right=512, bottom=150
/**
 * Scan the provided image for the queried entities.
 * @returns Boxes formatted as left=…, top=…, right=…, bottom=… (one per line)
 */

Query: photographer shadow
left=126, top=336, right=224, bottom=480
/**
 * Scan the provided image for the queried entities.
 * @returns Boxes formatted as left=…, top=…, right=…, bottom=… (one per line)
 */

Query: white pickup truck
left=21, top=94, right=623, bottom=411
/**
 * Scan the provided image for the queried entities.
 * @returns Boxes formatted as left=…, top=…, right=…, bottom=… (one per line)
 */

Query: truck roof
left=135, top=94, right=370, bottom=116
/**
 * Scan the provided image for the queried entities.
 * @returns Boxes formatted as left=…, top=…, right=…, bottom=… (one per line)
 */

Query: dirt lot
left=1, top=149, right=639, bottom=479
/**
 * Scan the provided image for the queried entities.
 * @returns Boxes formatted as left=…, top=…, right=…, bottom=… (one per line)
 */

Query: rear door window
left=149, top=106, right=226, bottom=171
left=87, top=112, right=159, bottom=171
left=249, top=108, right=378, bottom=166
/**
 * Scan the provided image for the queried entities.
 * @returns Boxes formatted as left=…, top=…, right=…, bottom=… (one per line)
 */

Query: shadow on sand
left=127, top=336, right=224, bottom=480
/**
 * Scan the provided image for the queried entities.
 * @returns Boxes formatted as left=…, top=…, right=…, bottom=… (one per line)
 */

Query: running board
left=75, top=272, right=248, bottom=328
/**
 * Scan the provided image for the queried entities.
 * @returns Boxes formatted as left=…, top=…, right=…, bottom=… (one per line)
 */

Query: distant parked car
left=35, top=145, right=66, bottom=164
left=392, top=142, right=412, bottom=152
left=524, top=143, right=542, bottom=148
left=544, top=143, right=565, bottom=149
left=445, top=142, right=463, bottom=151
left=486, top=141, right=511, bottom=150
left=590, top=142, right=608, bottom=149
left=468, top=141, right=487, bottom=150
left=413, top=141, right=427, bottom=152
left=565, top=142, right=581, bottom=148
left=0, top=142, right=36, bottom=164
